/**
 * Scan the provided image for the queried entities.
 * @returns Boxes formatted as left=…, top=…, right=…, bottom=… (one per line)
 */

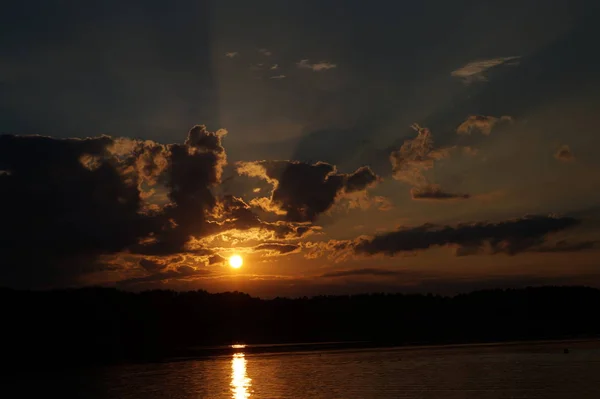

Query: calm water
left=9, top=341, right=600, bottom=398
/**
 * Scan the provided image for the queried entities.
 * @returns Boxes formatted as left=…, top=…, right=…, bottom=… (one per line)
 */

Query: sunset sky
left=2, top=0, right=600, bottom=296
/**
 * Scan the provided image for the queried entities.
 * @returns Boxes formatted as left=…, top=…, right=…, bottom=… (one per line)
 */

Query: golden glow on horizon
left=229, top=254, right=243, bottom=269
left=231, top=352, right=251, bottom=398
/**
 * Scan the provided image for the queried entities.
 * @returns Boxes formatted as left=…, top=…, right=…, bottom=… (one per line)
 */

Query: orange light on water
left=231, top=352, right=251, bottom=398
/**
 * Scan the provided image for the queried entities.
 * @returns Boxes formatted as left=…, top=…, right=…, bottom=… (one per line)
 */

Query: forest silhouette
left=3, top=286, right=599, bottom=370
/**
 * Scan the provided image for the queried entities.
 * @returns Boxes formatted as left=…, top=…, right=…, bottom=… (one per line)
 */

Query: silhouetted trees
left=2, top=286, right=599, bottom=370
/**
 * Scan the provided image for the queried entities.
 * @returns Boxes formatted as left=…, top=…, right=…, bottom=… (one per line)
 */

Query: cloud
left=253, top=243, right=300, bottom=255
left=270, top=64, right=279, bottom=70
left=269, top=75, right=286, bottom=79
left=259, top=48, right=272, bottom=56
left=355, top=215, right=581, bottom=256
left=555, top=145, right=575, bottom=162
left=411, top=185, right=471, bottom=200
left=0, top=125, right=298, bottom=288
left=0, top=133, right=154, bottom=286
left=198, top=195, right=320, bottom=245
left=303, top=239, right=358, bottom=263
left=338, top=192, right=394, bottom=213
left=237, top=160, right=379, bottom=222
left=451, top=56, right=520, bottom=83
left=139, top=258, right=169, bottom=273
left=390, top=124, right=446, bottom=186
left=390, top=123, right=465, bottom=199
left=456, top=115, right=513, bottom=135
left=297, top=59, right=337, bottom=71
left=134, top=125, right=229, bottom=255
left=373, top=196, right=394, bottom=211
left=321, top=268, right=406, bottom=278
left=225, top=52, right=239, bottom=58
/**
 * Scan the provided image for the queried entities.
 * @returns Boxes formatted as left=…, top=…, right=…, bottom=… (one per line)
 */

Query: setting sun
left=229, top=254, right=243, bottom=269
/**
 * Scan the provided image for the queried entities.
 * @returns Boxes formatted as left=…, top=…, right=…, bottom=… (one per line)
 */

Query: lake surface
left=9, top=340, right=600, bottom=398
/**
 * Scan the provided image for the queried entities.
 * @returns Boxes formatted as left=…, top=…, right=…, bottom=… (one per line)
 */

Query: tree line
left=2, top=285, right=599, bottom=369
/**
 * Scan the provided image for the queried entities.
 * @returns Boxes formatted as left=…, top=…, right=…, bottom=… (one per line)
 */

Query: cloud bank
left=355, top=215, right=580, bottom=256
left=0, top=126, right=323, bottom=287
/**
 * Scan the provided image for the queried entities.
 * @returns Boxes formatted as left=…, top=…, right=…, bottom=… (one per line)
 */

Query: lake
left=8, top=340, right=600, bottom=398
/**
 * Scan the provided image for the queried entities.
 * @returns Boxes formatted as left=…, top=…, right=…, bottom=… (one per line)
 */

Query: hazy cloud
left=451, top=56, right=520, bottom=83
left=269, top=75, right=286, bottom=79
left=536, top=240, right=598, bottom=253
left=390, top=124, right=465, bottom=200
left=456, top=115, right=513, bottom=135
left=555, top=145, right=575, bottom=162
left=297, top=59, right=337, bottom=71
left=304, top=239, right=357, bottom=263
left=390, top=124, right=446, bottom=186
left=225, top=52, right=239, bottom=58
left=259, top=48, right=272, bottom=56
left=321, top=268, right=406, bottom=278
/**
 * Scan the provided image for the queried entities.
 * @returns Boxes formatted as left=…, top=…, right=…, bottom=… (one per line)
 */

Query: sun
left=229, top=254, right=243, bottom=269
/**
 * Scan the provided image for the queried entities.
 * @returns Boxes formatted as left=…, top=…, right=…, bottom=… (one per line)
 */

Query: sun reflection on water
left=231, top=352, right=251, bottom=398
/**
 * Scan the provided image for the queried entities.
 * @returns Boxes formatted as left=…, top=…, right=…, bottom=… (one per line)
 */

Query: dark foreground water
left=8, top=340, right=600, bottom=398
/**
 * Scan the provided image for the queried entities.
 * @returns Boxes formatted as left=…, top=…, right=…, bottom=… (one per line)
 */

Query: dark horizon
left=4, top=284, right=600, bottom=371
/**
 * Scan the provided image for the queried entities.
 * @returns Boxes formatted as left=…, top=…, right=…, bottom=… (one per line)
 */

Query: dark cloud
left=237, top=160, right=379, bottom=222
left=254, top=243, right=300, bottom=255
left=555, top=145, right=575, bottom=162
left=0, top=125, right=240, bottom=287
left=411, top=185, right=471, bottom=201
left=208, top=254, right=227, bottom=265
left=0, top=134, right=154, bottom=287
left=321, top=268, right=406, bottom=278
left=344, top=166, right=380, bottom=193
left=139, top=259, right=169, bottom=273
left=127, top=126, right=229, bottom=255
left=355, top=215, right=580, bottom=256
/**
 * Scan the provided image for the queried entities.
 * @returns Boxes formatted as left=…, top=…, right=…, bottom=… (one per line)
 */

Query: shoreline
left=165, top=336, right=600, bottom=363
